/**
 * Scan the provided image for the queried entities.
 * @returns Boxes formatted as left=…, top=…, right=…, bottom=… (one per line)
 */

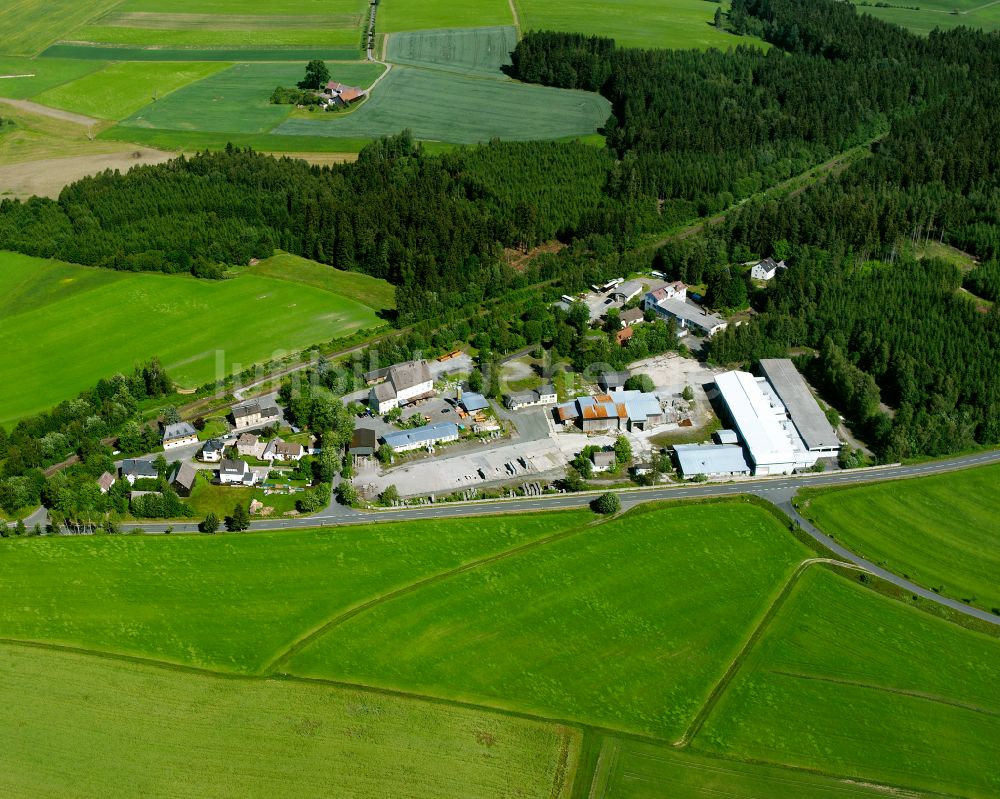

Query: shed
left=459, top=392, right=490, bottom=413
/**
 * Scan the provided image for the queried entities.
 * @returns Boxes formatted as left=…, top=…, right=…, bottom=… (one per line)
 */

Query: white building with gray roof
left=369, top=360, right=434, bottom=414
left=758, top=359, right=840, bottom=455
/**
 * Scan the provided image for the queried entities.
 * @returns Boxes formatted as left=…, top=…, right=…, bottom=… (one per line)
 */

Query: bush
left=199, top=512, right=219, bottom=534
left=591, top=492, right=621, bottom=515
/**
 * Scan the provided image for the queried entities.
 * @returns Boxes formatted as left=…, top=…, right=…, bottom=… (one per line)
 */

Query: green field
left=696, top=567, right=1000, bottom=797
left=379, top=0, right=514, bottom=32
left=0, top=56, right=110, bottom=99
left=0, top=643, right=578, bottom=799
left=0, top=0, right=122, bottom=56
left=285, top=501, right=814, bottom=739
left=246, top=251, right=396, bottom=312
left=853, top=0, right=1000, bottom=35
left=70, top=23, right=362, bottom=49
left=118, top=61, right=383, bottom=134
left=276, top=65, right=611, bottom=144
left=42, top=44, right=363, bottom=61
left=516, top=0, right=767, bottom=50
left=33, top=61, right=227, bottom=120
left=386, top=26, right=518, bottom=76
left=0, top=251, right=387, bottom=423
left=0, top=511, right=590, bottom=671
left=799, top=464, right=1000, bottom=612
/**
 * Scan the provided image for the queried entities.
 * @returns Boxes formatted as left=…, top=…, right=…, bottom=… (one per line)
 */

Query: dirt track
left=0, top=97, right=101, bottom=127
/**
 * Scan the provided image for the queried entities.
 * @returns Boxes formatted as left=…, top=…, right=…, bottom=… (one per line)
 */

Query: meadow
left=0, top=643, right=578, bottom=799
left=515, top=0, right=767, bottom=50
left=0, top=251, right=386, bottom=423
left=245, top=251, right=396, bottom=312
left=0, top=101, right=127, bottom=166
left=799, top=464, right=1000, bottom=612
left=0, top=0, right=122, bottom=56
left=119, top=61, right=383, bottom=135
left=285, top=501, right=814, bottom=739
left=385, top=26, right=518, bottom=76
left=33, top=61, right=227, bottom=120
left=378, top=0, right=514, bottom=32
left=276, top=65, right=611, bottom=144
left=852, top=0, right=1000, bottom=35
left=696, top=567, right=1000, bottom=797
left=42, top=44, right=363, bottom=61
left=0, top=511, right=591, bottom=671
left=0, top=56, right=109, bottom=98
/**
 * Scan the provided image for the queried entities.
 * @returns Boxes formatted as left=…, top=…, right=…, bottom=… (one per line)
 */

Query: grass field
left=245, top=251, right=396, bottom=312
left=588, top=736, right=896, bottom=798
left=799, top=464, right=1000, bottom=612
left=379, top=0, right=514, bottom=32
left=0, top=643, right=578, bottom=799
left=516, top=0, right=767, bottom=50
left=0, top=0, right=122, bottom=56
left=70, top=24, right=363, bottom=49
left=285, top=501, right=814, bottom=739
left=696, top=567, right=1000, bottom=797
left=0, top=251, right=386, bottom=423
left=42, top=44, right=363, bottom=61
left=0, top=56, right=109, bottom=98
left=0, top=511, right=590, bottom=671
left=853, top=0, right=1000, bottom=35
left=0, top=101, right=126, bottom=166
left=276, top=65, right=611, bottom=144
left=385, top=26, right=517, bottom=76
left=119, top=61, right=383, bottom=135
left=33, top=61, right=228, bottom=120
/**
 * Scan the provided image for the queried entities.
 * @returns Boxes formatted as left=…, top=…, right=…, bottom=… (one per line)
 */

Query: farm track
left=0, top=97, right=100, bottom=126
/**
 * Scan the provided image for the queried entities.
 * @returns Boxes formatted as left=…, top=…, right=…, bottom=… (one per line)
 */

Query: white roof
left=674, top=444, right=750, bottom=475
left=715, top=371, right=796, bottom=468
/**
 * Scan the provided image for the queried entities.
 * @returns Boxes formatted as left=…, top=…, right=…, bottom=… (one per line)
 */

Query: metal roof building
left=459, top=392, right=490, bottom=412
left=714, top=370, right=798, bottom=475
left=674, top=444, right=751, bottom=477
left=382, top=422, right=459, bottom=452
left=758, top=359, right=840, bottom=453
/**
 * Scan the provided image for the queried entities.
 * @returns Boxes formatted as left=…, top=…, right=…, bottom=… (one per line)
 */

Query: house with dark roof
left=369, top=360, right=434, bottom=414
left=169, top=462, right=198, bottom=497
left=219, top=458, right=254, bottom=486
left=504, top=384, right=557, bottom=410
left=162, top=422, right=198, bottom=450
left=261, top=438, right=305, bottom=462
left=750, top=257, right=787, bottom=281
left=598, top=371, right=631, bottom=393
left=121, top=459, right=159, bottom=485
left=199, top=438, right=226, bottom=463
left=231, top=398, right=281, bottom=430
left=348, top=428, right=377, bottom=459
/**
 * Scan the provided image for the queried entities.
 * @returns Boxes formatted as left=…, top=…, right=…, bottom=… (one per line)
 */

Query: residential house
left=599, top=371, right=630, bottom=393
left=750, top=257, right=787, bottom=281
left=619, top=307, right=644, bottom=327
left=121, top=459, right=159, bottom=485
left=162, top=422, right=198, bottom=450
left=219, top=458, right=254, bottom=486
left=231, top=398, right=281, bottom=431
left=199, top=439, right=226, bottom=462
left=325, top=80, right=366, bottom=106
left=236, top=433, right=263, bottom=459
left=348, top=428, right=377, bottom=460
left=504, top=384, right=557, bottom=410
left=170, top=462, right=197, bottom=497
left=382, top=422, right=459, bottom=453
left=615, top=326, right=634, bottom=346
left=97, top=471, right=116, bottom=494
left=590, top=450, right=617, bottom=472
left=369, top=359, right=434, bottom=414
left=261, top=438, right=305, bottom=462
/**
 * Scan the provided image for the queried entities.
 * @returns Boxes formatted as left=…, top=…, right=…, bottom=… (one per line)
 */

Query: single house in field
left=261, top=438, right=305, bottom=462
left=382, top=422, right=459, bottom=453
left=325, top=80, right=366, bottom=106
left=162, top=422, right=198, bottom=450
left=369, top=359, right=434, bottom=414
left=619, top=307, right=645, bottom=327
left=169, top=461, right=198, bottom=497
left=199, top=438, right=226, bottom=463
left=504, top=384, right=558, bottom=410
left=590, top=450, right=617, bottom=472
left=231, top=398, right=281, bottom=431
left=97, top=471, right=116, bottom=494
left=236, top=432, right=263, bottom=459
left=348, top=428, right=377, bottom=459
left=120, top=459, right=159, bottom=485
left=750, top=257, right=787, bottom=281
left=219, top=458, right=254, bottom=486
left=599, top=371, right=631, bottom=393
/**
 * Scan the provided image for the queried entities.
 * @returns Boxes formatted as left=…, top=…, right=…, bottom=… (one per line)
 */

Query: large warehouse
left=758, top=359, right=840, bottom=457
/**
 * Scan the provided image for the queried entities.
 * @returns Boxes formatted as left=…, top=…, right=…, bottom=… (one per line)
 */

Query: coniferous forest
left=0, top=0, right=998, bottom=463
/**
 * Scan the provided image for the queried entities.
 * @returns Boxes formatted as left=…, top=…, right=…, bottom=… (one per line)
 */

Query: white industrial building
left=758, top=359, right=840, bottom=457
left=674, top=443, right=752, bottom=478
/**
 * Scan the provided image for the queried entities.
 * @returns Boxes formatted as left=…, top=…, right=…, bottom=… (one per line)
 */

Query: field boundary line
left=675, top=558, right=862, bottom=747
left=261, top=512, right=609, bottom=674
left=509, top=0, right=523, bottom=35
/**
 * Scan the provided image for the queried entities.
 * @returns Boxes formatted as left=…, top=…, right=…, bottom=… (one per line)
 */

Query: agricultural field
left=798, top=464, right=1000, bottom=612
left=385, top=26, right=518, bottom=76
left=0, top=511, right=591, bottom=671
left=0, top=643, right=578, bottom=799
left=118, top=61, right=383, bottom=135
left=0, top=251, right=386, bottom=423
left=378, top=0, right=514, bottom=32
left=695, top=567, right=1000, bottom=797
left=852, top=0, right=1000, bottom=35
left=0, top=56, right=108, bottom=98
left=33, top=61, right=227, bottom=120
left=0, top=101, right=125, bottom=166
left=0, top=0, right=122, bottom=56
left=245, top=251, right=396, bottom=312
left=276, top=65, right=611, bottom=144
left=515, top=0, right=767, bottom=50
left=285, top=501, right=814, bottom=739
left=42, top=44, right=364, bottom=61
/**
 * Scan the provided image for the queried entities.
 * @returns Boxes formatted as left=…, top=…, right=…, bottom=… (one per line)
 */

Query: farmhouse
left=369, top=359, right=434, bottom=414
left=758, top=359, right=840, bottom=456
left=169, top=462, right=197, bottom=497
left=557, top=390, right=663, bottom=432
left=162, top=421, right=198, bottom=450
left=261, top=438, right=305, bottom=462
left=231, top=398, right=281, bottom=431
left=751, top=257, right=787, bottom=281
left=199, top=438, right=225, bottom=463
left=382, top=422, right=459, bottom=453
left=219, top=458, right=255, bottom=486
left=504, top=384, right=557, bottom=410
left=236, top=433, right=263, bottom=459
left=97, top=471, right=116, bottom=493
left=348, top=428, right=377, bottom=460
left=673, top=443, right=752, bottom=478
left=120, top=459, right=158, bottom=485
left=643, top=284, right=728, bottom=337
left=324, top=80, right=366, bottom=107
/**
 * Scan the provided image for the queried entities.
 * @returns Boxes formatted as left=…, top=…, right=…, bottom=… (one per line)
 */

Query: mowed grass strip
left=286, top=501, right=815, bottom=739
left=42, top=44, right=363, bottom=61
left=379, top=0, right=513, bottom=32
left=799, top=464, right=1000, bottom=612
left=0, top=510, right=591, bottom=672
left=385, top=26, right=518, bottom=76
left=246, top=251, right=396, bottom=312
left=0, top=251, right=384, bottom=422
left=276, top=65, right=611, bottom=144
left=0, top=643, right=579, bottom=799
left=70, top=25, right=364, bottom=49
left=119, top=61, right=383, bottom=134
left=591, top=737, right=897, bottom=798
left=696, top=567, right=1000, bottom=797
left=33, top=61, right=228, bottom=120
left=0, top=0, right=122, bottom=56
left=517, top=0, right=767, bottom=50
left=0, top=56, right=108, bottom=99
